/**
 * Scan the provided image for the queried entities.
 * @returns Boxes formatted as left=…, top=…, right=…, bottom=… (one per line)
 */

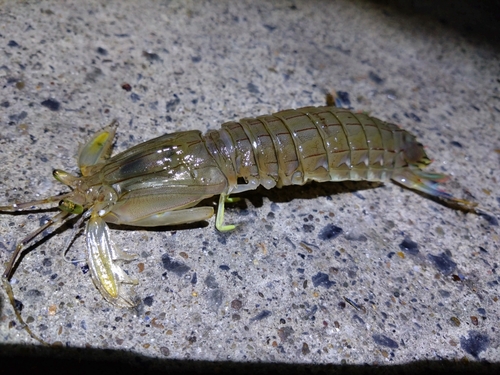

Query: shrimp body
left=1, top=105, right=475, bottom=308
left=205, top=106, right=441, bottom=197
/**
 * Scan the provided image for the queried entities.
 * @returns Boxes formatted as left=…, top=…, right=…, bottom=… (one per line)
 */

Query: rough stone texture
left=0, top=0, right=499, bottom=368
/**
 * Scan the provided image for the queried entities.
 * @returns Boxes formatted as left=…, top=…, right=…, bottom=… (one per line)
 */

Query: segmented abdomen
left=205, top=106, right=412, bottom=191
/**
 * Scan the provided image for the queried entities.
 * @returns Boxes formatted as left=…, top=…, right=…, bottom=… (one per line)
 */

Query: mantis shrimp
left=1, top=105, right=480, bottom=341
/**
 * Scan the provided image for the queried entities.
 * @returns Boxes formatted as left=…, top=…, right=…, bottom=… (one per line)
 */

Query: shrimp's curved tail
left=392, top=165, right=486, bottom=216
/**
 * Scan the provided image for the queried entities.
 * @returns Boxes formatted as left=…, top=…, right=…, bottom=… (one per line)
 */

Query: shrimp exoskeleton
left=1, top=105, right=481, bottom=342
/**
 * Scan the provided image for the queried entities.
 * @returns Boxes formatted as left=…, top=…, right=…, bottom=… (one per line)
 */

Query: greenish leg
left=216, top=193, right=238, bottom=231
left=225, top=196, right=240, bottom=203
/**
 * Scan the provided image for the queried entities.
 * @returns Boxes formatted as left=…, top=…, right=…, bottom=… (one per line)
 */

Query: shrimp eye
left=59, top=199, right=84, bottom=214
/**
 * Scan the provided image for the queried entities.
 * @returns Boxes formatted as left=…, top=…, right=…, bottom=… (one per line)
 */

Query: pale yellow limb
left=78, top=120, right=118, bottom=176
left=215, top=193, right=239, bottom=231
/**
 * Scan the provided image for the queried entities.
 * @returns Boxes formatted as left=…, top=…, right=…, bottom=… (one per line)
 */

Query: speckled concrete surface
left=0, top=0, right=499, bottom=366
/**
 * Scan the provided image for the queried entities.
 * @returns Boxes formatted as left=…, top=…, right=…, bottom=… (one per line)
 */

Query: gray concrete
left=0, top=0, right=499, bottom=366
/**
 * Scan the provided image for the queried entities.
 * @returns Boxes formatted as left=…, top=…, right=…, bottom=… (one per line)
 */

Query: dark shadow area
left=108, top=219, right=210, bottom=233
left=1, top=343, right=499, bottom=375
left=366, top=0, right=500, bottom=50
left=242, top=180, right=381, bottom=207
left=221, top=181, right=381, bottom=214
